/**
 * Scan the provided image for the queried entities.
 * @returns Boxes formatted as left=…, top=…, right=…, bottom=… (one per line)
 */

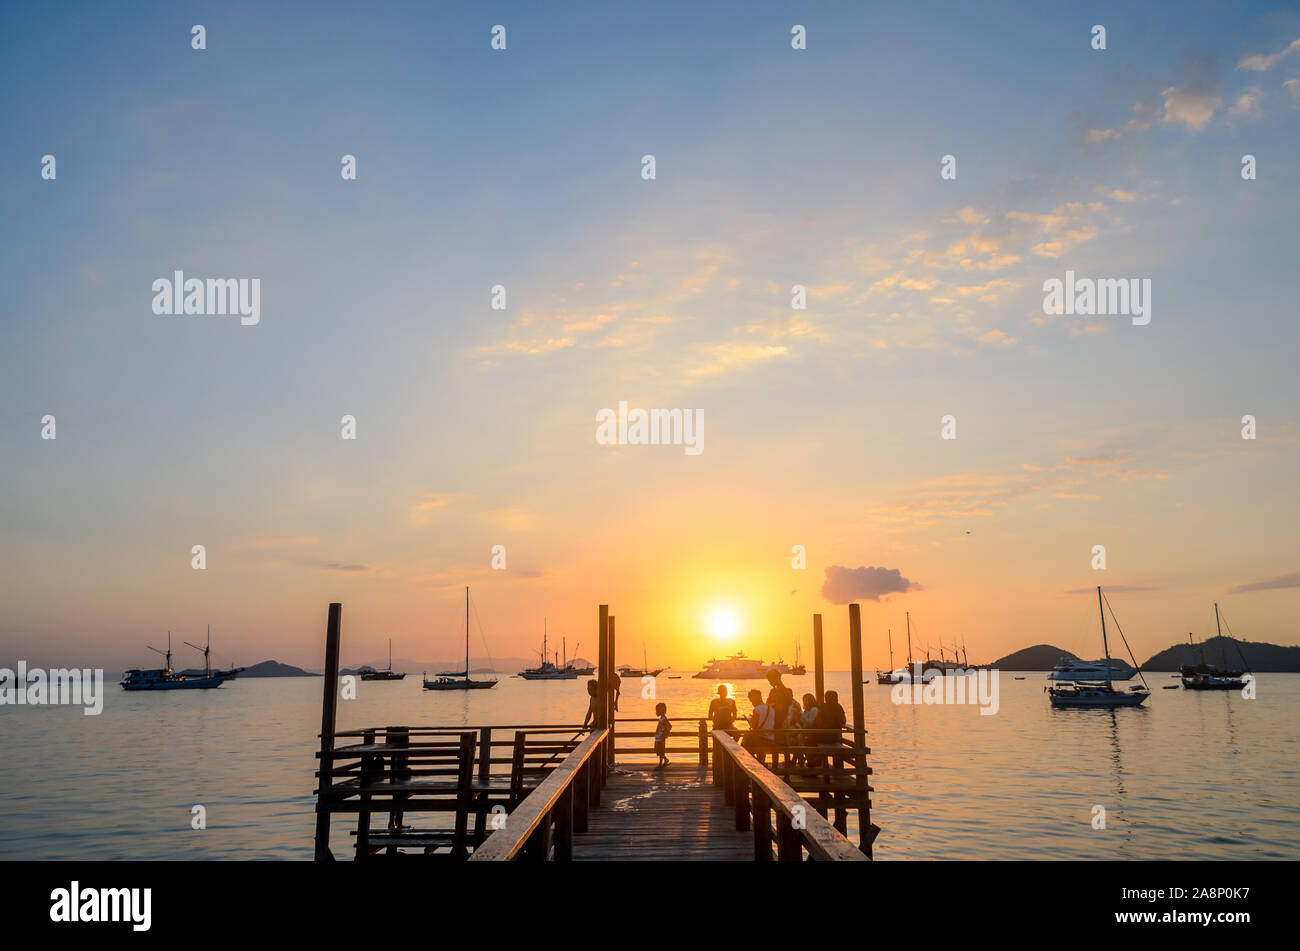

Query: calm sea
left=1, top=671, right=1296, bottom=860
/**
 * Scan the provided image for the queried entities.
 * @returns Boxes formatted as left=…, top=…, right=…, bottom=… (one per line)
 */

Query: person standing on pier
left=765, top=669, right=794, bottom=765
left=582, top=679, right=599, bottom=729
left=654, top=702, right=672, bottom=769
left=708, top=684, right=738, bottom=735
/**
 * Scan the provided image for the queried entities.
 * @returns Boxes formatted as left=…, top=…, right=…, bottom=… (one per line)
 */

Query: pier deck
left=575, top=763, right=752, bottom=861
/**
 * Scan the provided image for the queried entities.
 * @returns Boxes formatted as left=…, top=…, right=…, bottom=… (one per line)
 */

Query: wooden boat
left=518, top=622, right=580, bottom=680
left=424, top=587, right=498, bottom=691
left=360, top=639, right=406, bottom=681
left=121, top=629, right=239, bottom=690
left=1047, top=587, right=1149, bottom=708
left=1180, top=605, right=1250, bottom=690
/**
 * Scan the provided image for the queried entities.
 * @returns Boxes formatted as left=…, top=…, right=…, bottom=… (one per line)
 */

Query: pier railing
left=314, top=724, right=589, bottom=859
left=712, top=730, right=868, bottom=861
left=468, top=729, right=609, bottom=861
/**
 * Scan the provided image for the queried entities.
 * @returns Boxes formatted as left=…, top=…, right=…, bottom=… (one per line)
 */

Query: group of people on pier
left=581, top=667, right=847, bottom=768
left=709, top=669, right=847, bottom=765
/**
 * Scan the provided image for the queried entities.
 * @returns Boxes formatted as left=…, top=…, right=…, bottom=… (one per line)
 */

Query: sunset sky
left=2, top=1, right=1298, bottom=673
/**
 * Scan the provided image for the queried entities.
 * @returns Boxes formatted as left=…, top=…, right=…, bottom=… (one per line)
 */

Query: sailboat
left=876, top=614, right=919, bottom=684
left=618, top=642, right=665, bottom=678
left=787, top=635, right=807, bottom=676
left=360, top=639, right=406, bottom=681
left=180, top=625, right=247, bottom=680
left=121, top=630, right=239, bottom=690
left=518, top=620, right=579, bottom=680
left=423, top=587, right=498, bottom=691
left=874, top=628, right=898, bottom=684
left=1046, top=586, right=1149, bottom=708
left=1181, top=604, right=1250, bottom=690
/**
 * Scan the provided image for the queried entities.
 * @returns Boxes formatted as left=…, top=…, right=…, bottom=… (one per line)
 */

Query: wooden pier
left=313, top=603, right=878, bottom=862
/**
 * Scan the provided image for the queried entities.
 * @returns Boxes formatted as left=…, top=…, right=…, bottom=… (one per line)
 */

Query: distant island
left=989, top=645, right=1088, bottom=671
left=1141, top=636, right=1300, bottom=672
left=238, top=660, right=319, bottom=678
left=987, top=638, right=1300, bottom=672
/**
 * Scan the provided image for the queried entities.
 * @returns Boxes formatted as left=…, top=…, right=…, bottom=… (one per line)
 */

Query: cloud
left=689, top=341, right=788, bottom=378
left=303, top=560, right=371, bottom=572
left=1237, top=38, right=1300, bottom=72
left=1161, top=83, right=1222, bottom=131
left=1229, top=571, right=1300, bottom=594
left=1083, top=102, right=1158, bottom=144
left=1285, top=78, right=1300, bottom=102
left=820, top=565, right=920, bottom=603
left=1229, top=86, right=1264, bottom=118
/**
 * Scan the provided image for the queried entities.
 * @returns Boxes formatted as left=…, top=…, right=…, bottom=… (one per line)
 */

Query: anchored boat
left=518, top=621, right=580, bottom=680
left=423, top=587, right=498, bottom=691
left=1181, top=604, right=1251, bottom=690
left=121, top=628, right=241, bottom=690
left=360, top=639, right=406, bottom=681
left=619, top=642, right=666, bottom=679
left=1046, top=586, right=1149, bottom=708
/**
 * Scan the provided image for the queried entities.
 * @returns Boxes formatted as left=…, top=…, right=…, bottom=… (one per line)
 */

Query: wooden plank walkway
left=574, top=762, right=753, bottom=861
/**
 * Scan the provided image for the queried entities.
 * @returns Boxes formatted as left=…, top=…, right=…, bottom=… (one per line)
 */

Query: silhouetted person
left=708, top=684, right=738, bottom=733
left=765, top=669, right=794, bottom=765
left=582, top=679, right=600, bottom=729
left=654, top=701, right=672, bottom=769
left=742, top=688, right=775, bottom=764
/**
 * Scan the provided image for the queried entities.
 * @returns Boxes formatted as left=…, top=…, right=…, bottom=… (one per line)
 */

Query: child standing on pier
left=654, top=702, right=672, bottom=768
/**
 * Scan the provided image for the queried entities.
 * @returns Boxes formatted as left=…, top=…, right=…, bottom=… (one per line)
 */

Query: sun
left=708, top=608, right=740, bottom=641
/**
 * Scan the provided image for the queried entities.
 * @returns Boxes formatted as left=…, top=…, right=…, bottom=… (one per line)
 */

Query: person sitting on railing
left=741, top=689, right=776, bottom=764
left=783, top=696, right=803, bottom=767
left=814, top=690, right=848, bottom=768
left=707, top=684, right=739, bottom=735
left=796, top=693, right=820, bottom=770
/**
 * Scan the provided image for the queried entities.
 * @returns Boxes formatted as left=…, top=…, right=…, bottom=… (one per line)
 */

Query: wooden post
left=753, top=788, right=773, bottom=860
left=597, top=605, right=609, bottom=730
left=597, top=605, right=609, bottom=784
left=848, top=602, right=870, bottom=856
left=313, top=602, right=342, bottom=861
left=474, top=726, right=492, bottom=843
left=607, top=614, right=617, bottom=766
left=777, top=812, right=800, bottom=861
left=554, top=785, right=574, bottom=861
left=848, top=604, right=866, bottom=754
left=698, top=719, right=708, bottom=766
left=813, top=613, right=825, bottom=705
left=735, top=774, right=751, bottom=832
left=574, top=761, right=590, bottom=834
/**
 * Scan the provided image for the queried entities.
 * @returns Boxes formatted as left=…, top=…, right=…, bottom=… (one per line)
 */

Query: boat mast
left=906, top=612, right=913, bottom=666
left=887, top=628, right=893, bottom=669
left=1097, top=585, right=1112, bottom=682
left=1214, top=602, right=1226, bottom=668
left=465, top=586, right=470, bottom=677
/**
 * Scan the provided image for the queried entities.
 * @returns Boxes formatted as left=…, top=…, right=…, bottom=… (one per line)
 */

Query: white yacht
left=693, top=652, right=775, bottom=680
left=1048, top=658, right=1135, bottom=682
